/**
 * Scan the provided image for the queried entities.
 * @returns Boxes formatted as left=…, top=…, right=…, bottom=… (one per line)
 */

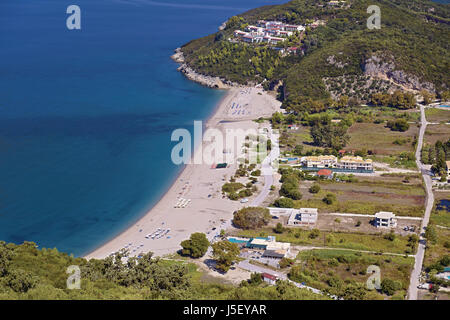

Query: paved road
left=407, top=105, right=435, bottom=300
left=250, top=130, right=280, bottom=207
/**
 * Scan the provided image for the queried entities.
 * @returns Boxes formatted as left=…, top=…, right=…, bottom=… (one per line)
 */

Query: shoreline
left=84, top=88, right=235, bottom=259
left=85, top=53, right=281, bottom=260
left=171, top=47, right=241, bottom=89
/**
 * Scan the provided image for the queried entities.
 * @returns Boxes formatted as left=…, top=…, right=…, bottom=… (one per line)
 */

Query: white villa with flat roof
left=374, top=211, right=397, bottom=228
left=287, top=208, right=318, bottom=226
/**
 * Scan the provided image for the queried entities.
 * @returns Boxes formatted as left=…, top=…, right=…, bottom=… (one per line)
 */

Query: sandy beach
left=85, top=86, right=282, bottom=259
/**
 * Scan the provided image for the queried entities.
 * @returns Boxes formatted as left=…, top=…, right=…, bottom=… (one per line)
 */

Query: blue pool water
left=0, top=0, right=287, bottom=256
left=436, top=199, right=450, bottom=212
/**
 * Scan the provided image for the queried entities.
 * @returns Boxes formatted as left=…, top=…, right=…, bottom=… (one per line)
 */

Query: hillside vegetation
left=181, top=0, right=449, bottom=112
left=0, top=241, right=326, bottom=300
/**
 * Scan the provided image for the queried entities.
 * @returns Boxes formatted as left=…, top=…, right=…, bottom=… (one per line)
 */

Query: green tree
left=232, top=207, right=271, bottom=229
left=380, top=278, right=402, bottom=296
left=310, top=123, right=349, bottom=150
left=274, top=222, right=284, bottom=234
left=387, top=119, right=409, bottom=132
left=308, top=229, right=320, bottom=239
left=323, top=193, right=336, bottom=205
left=180, top=232, right=210, bottom=258
left=248, top=272, right=262, bottom=285
left=309, top=184, right=321, bottom=194
left=274, top=197, right=294, bottom=208
left=212, top=240, right=240, bottom=273
left=425, top=225, right=438, bottom=245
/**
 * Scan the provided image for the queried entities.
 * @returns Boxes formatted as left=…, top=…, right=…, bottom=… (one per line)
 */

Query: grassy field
left=423, top=225, right=450, bottom=267
left=425, top=108, right=450, bottom=124
left=346, top=122, right=419, bottom=156
left=295, top=175, right=425, bottom=217
left=291, top=249, right=414, bottom=300
left=285, top=125, right=322, bottom=153
left=235, top=227, right=414, bottom=254
left=424, top=124, right=450, bottom=145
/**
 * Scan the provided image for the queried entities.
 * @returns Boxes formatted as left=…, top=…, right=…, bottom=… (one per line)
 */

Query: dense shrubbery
left=386, top=119, right=410, bottom=132
left=180, top=233, right=210, bottom=258
left=274, top=197, right=295, bottom=208
left=370, top=91, right=416, bottom=109
left=0, top=241, right=326, bottom=300
left=211, top=240, right=240, bottom=273
left=232, top=207, right=271, bottom=229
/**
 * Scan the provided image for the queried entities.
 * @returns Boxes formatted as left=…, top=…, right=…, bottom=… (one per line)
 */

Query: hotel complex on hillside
left=233, top=20, right=305, bottom=45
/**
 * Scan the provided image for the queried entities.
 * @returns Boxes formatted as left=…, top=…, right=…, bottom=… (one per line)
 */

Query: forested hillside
left=181, top=0, right=450, bottom=112
left=0, top=241, right=327, bottom=300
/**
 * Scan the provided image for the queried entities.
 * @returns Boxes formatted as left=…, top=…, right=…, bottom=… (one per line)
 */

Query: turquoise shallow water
left=0, top=0, right=288, bottom=256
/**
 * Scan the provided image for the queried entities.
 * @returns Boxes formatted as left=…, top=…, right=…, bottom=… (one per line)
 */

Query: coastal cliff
left=171, top=48, right=237, bottom=89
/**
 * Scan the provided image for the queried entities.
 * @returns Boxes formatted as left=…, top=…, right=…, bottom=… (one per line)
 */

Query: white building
left=374, top=211, right=397, bottom=228
left=288, top=208, right=318, bottom=226
left=262, top=273, right=278, bottom=285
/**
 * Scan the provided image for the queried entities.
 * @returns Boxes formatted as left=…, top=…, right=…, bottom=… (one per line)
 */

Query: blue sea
left=0, top=0, right=288, bottom=256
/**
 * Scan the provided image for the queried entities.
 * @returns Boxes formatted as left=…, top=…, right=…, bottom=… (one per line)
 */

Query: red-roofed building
left=317, top=169, right=333, bottom=179
left=287, top=47, right=298, bottom=54
left=262, top=273, right=278, bottom=285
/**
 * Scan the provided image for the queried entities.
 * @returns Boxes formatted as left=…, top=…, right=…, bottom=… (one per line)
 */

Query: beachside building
left=337, top=156, right=373, bottom=171
left=287, top=208, right=318, bottom=226
left=262, top=273, right=278, bottom=285
left=246, top=237, right=291, bottom=253
left=262, top=249, right=287, bottom=260
left=242, top=34, right=254, bottom=43
left=233, top=20, right=305, bottom=46
left=278, top=30, right=293, bottom=37
left=287, top=47, right=298, bottom=55
left=328, top=0, right=346, bottom=6
left=234, top=30, right=247, bottom=38
left=302, top=155, right=337, bottom=168
left=285, top=24, right=305, bottom=32
left=262, top=36, right=285, bottom=45
left=374, top=211, right=397, bottom=228
left=246, top=25, right=264, bottom=33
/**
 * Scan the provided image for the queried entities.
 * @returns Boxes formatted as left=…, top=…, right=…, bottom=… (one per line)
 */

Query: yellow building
left=337, top=156, right=373, bottom=171
left=302, top=155, right=337, bottom=168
